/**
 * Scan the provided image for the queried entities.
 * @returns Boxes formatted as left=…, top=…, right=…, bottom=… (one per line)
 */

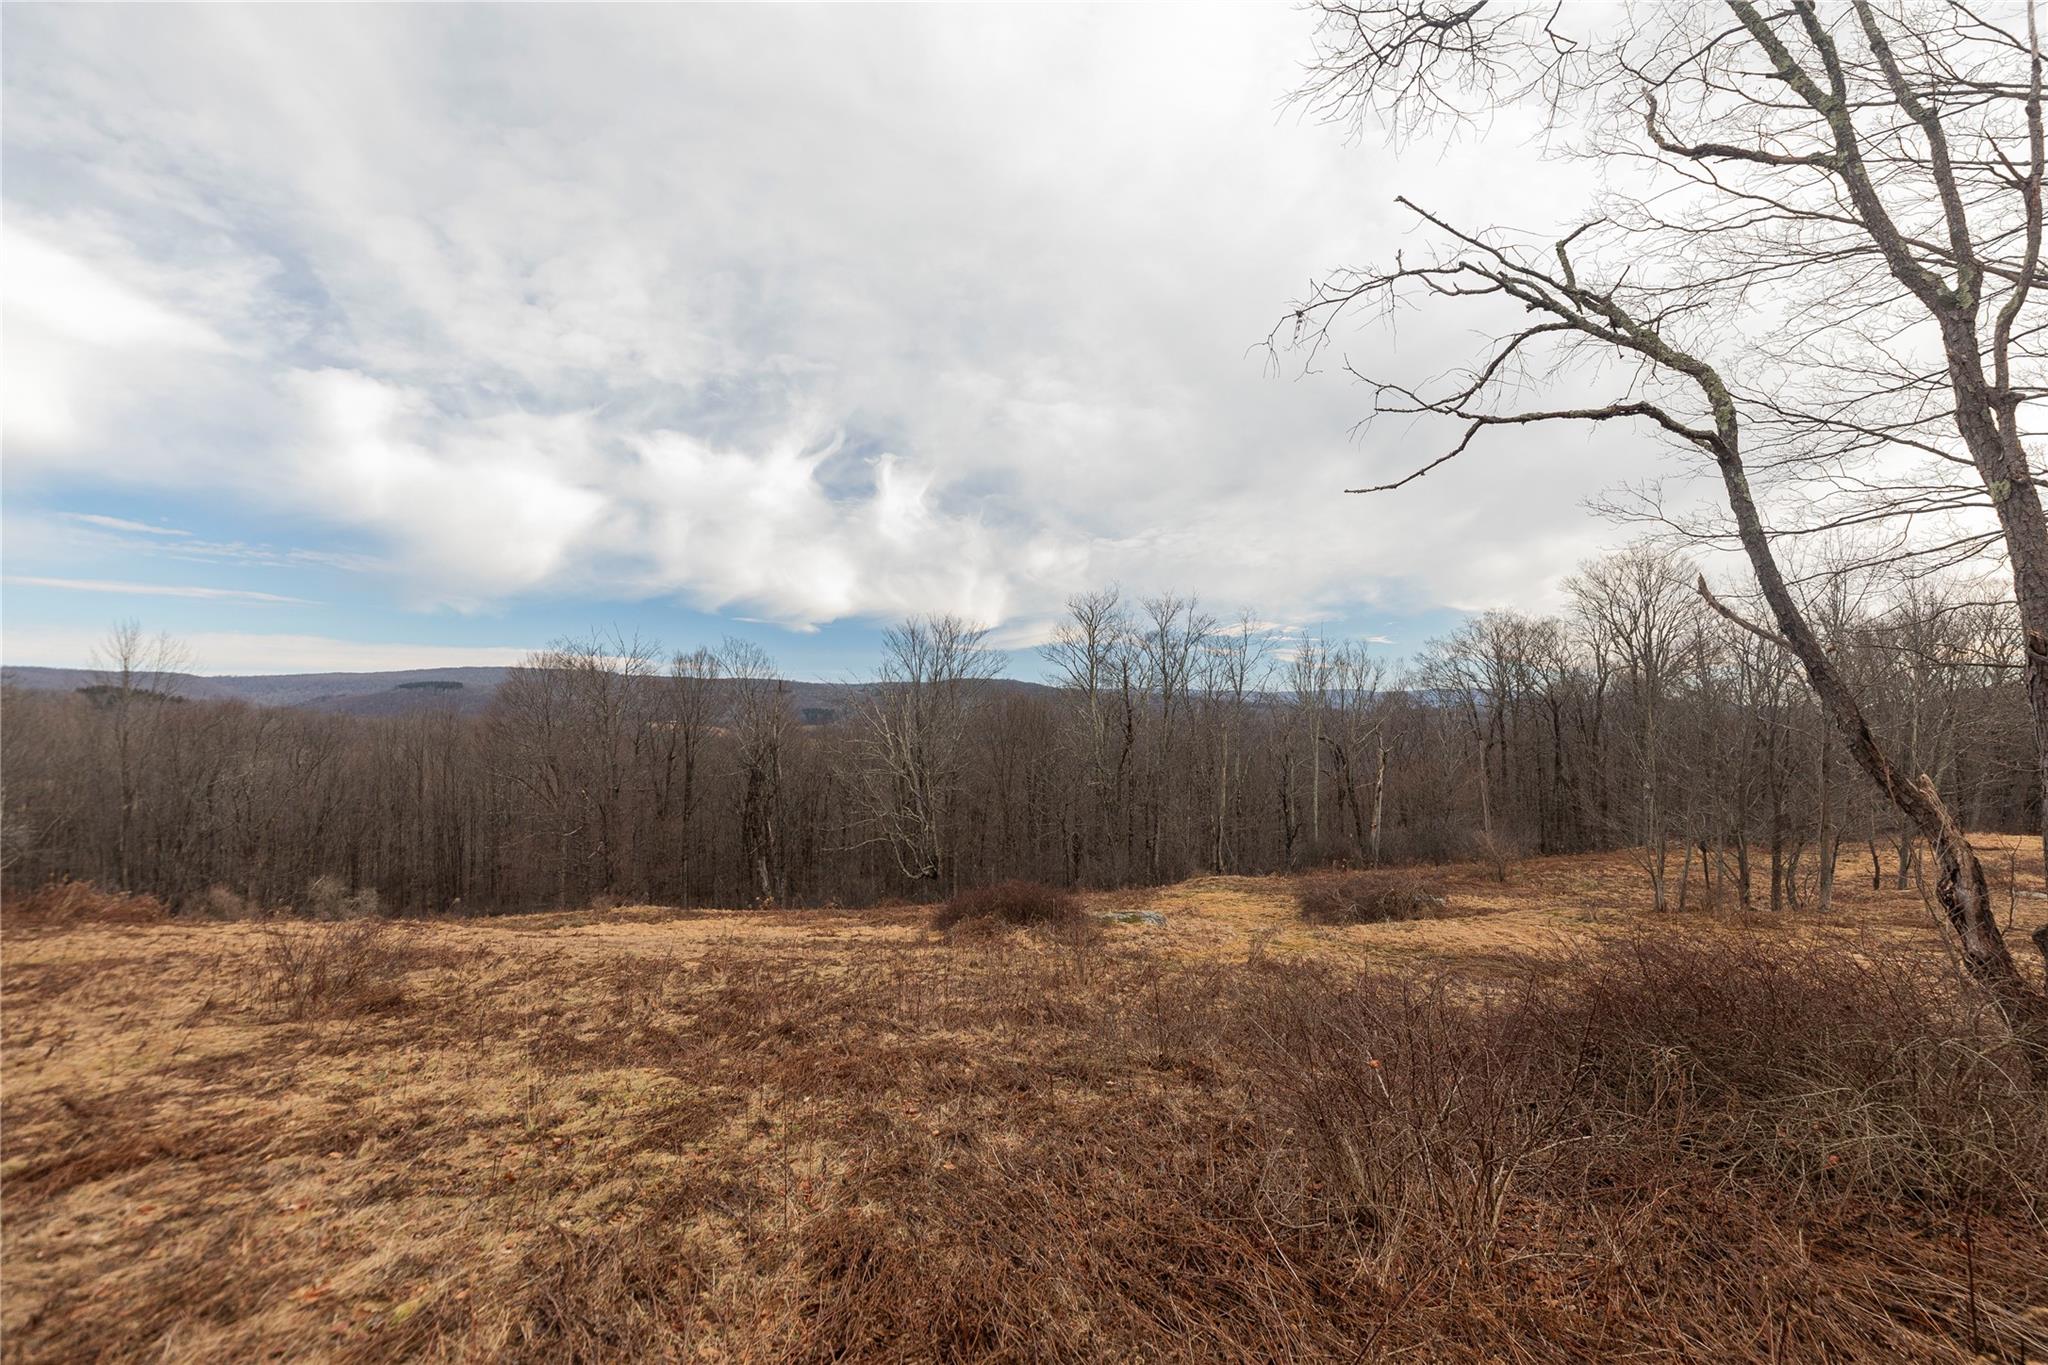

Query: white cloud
left=5, top=508, right=385, bottom=578
left=1, top=227, right=219, bottom=451
left=1, top=625, right=532, bottom=675
left=287, top=368, right=608, bottom=606
left=185, top=633, right=532, bottom=675
left=1, top=220, right=283, bottom=480
left=58, top=513, right=191, bottom=537
left=3, top=576, right=309, bottom=604
left=1, top=5, right=1649, bottom=633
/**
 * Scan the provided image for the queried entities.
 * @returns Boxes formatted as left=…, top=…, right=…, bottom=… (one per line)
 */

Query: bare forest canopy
left=2, top=544, right=2035, bottom=915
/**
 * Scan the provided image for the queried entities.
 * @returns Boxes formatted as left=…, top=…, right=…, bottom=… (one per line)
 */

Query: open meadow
left=6, top=841, right=2047, bottom=1363
left=9, top=0, right=2048, bottom=1359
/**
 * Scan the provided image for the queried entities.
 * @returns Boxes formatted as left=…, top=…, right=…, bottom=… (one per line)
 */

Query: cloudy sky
left=1, top=3, right=1653, bottom=678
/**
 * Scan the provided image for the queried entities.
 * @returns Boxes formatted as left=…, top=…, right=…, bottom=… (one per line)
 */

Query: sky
left=0, top=3, right=1662, bottom=680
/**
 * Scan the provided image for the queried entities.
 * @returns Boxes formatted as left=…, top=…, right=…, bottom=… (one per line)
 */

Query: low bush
left=253, top=919, right=407, bottom=1018
left=1295, top=872, right=1446, bottom=924
left=1201, top=936, right=2048, bottom=1359
left=3, top=879, right=167, bottom=926
left=302, top=874, right=383, bottom=920
left=191, top=884, right=263, bottom=921
left=1239, top=934, right=2048, bottom=1217
left=931, top=880, right=1083, bottom=934
left=1468, top=826, right=1524, bottom=881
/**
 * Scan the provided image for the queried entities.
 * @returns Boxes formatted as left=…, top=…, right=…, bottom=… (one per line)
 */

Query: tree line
left=2, top=545, right=2033, bottom=915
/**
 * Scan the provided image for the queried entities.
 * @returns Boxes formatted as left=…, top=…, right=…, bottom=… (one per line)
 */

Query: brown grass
left=252, top=920, right=411, bottom=1020
left=3, top=880, right=167, bottom=929
left=5, top=842, right=2048, bottom=1362
left=1295, top=870, right=1448, bottom=924
left=930, top=880, right=1084, bottom=935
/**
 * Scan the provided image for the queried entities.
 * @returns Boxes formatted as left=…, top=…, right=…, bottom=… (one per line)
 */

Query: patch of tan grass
left=4, top=841, right=2046, bottom=1362
left=1086, top=837, right=2048, bottom=974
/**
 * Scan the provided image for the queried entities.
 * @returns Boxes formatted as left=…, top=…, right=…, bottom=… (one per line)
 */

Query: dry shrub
left=1543, top=935, right=2047, bottom=1205
left=1218, top=934, right=2048, bottom=1357
left=931, top=880, right=1083, bottom=934
left=1245, top=935, right=2048, bottom=1212
left=253, top=919, right=408, bottom=1018
left=1468, top=826, right=1523, bottom=881
left=3, top=878, right=166, bottom=926
left=765, top=934, right=2048, bottom=1362
left=302, top=873, right=383, bottom=920
left=1295, top=871, right=1447, bottom=924
left=191, top=884, right=262, bottom=920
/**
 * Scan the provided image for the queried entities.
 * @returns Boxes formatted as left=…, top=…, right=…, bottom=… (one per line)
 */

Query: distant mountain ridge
left=0, top=664, right=1056, bottom=722
left=1, top=665, right=515, bottom=716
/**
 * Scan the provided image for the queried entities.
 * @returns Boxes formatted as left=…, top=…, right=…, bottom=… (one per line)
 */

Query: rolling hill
left=0, top=664, right=1054, bottom=723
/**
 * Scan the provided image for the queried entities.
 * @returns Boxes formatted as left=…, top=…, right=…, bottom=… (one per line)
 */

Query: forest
left=3, top=542, right=2033, bottom=917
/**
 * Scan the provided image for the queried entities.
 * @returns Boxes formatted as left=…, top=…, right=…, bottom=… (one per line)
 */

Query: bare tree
left=1289, top=633, right=1334, bottom=858
left=1279, top=0, right=2048, bottom=1052
left=1202, top=612, right=1277, bottom=871
left=1414, top=610, right=1553, bottom=878
left=848, top=615, right=1004, bottom=886
left=1568, top=546, right=1700, bottom=908
left=1041, top=588, right=1136, bottom=879
left=1322, top=639, right=1391, bottom=863
left=720, top=638, right=793, bottom=904
left=488, top=633, right=658, bottom=903
left=1136, top=594, right=1215, bottom=880
left=90, top=621, right=190, bottom=890
left=647, top=646, right=721, bottom=905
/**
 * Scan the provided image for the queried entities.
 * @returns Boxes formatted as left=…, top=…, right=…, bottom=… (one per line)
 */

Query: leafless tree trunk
left=90, top=621, right=189, bottom=890
left=847, top=615, right=1003, bottom=886
left=721, top=639, right=792, bottom=904
left=1279, top=0, right=2048, bottom=1059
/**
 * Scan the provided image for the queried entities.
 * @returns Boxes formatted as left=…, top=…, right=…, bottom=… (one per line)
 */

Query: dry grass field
left=5, top=841, right=2048, bottom=1362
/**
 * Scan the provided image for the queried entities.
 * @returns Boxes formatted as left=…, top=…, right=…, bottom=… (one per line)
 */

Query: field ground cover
left=5, top=840, right=2047, bottom=1362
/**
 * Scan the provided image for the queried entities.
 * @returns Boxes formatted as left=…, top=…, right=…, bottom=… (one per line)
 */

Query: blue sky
left=0, top=490, right=1476, bottom=679
left=2, top=5, right=1643, bottom=681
